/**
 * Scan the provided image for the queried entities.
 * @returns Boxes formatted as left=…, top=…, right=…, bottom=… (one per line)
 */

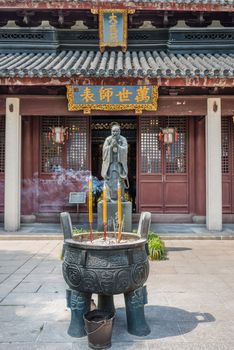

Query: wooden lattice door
left=138, top=116, right=189, bottom=213
left=222, top=116, right=234, bottom=213
left=39, top=116, right=90, bottom=213
left=0, top=116, right=5, bottom=213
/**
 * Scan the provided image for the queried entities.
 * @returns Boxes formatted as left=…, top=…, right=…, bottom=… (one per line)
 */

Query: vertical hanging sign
left=92, top=9, right=130, bottom=52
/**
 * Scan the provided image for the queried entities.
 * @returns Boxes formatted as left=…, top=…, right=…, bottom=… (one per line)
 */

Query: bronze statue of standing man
left=101, top=123, right=128, bottom=201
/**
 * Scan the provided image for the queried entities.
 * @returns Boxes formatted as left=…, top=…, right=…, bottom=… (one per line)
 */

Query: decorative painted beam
left=0, top=1, right=233, bottom=13
left=0, top=95, right=234, bottom=117
left=0, top=76, right=233, bottom=87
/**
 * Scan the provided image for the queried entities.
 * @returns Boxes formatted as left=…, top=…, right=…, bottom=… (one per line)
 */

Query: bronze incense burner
left=61, top=212, right=151, bottom=339
left=63, top=232, right=149, bottom=295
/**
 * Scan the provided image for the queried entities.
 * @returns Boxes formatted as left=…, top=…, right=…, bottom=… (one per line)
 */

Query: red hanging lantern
left=50, top=126, right=68, bottom=144
left=167, top=145, right=171, bottom=157
left=160, top=127, right=175, bottom=144
left=49, top=126, right=69, bottom=155
left=159, top=131, right=164, bottom=142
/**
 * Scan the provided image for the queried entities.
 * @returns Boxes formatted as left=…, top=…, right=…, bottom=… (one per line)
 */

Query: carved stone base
left=124, top=285, right=150, bottom=336
left=97, top=201, right=132, bottom=232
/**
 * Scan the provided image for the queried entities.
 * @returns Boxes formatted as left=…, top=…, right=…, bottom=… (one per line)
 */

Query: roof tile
left=0, top=50, right=234, bottom=79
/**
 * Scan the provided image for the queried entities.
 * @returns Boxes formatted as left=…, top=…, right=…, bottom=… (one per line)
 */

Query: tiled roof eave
left=0, top=50, right=234, bottom=86
left=0, top=0, right=233, bottom=12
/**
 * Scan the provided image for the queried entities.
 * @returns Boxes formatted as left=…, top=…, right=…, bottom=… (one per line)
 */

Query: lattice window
left=41, top=117, right=64, bottom=173
left=41, top=116, right=88, bottom=173
left=221, top=117, right=230, bottom=174
left=140, top=116, right=187, bottom=174
left=165, top=117, right=187, bottom=174
left=66, top=118, right=87, bottom=171
left=0, top=116, right=5, bottom=173
left=140, top=117, right=162, bottom=174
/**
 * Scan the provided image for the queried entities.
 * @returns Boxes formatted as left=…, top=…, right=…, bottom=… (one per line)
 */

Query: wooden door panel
left=138, top=116, right=190, bottom=214
left=222, top=180, right=231, bottom=212
left=139, top=181, right=163, bottom=212
left=164, top=182, right=188, bottom=213
left=0, top=175, right=4, bottom=213
left=165, top=174, right=188, bottom=182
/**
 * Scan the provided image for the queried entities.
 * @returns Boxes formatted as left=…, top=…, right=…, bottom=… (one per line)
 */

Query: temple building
left=0, top=0, right=234, bottom=231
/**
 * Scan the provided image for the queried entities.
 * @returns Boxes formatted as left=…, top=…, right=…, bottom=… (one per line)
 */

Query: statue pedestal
left=97, top=201, right=132, bottom=232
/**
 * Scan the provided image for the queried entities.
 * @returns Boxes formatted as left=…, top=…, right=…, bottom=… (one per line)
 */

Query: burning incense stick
left=104, top=223, right=107, bottom=241
left=88, top=175, right=93, bottom=242
left=112, top=217, right=117, bottom=241
left=103, top=181, right=107, bottom=241
left=117, top=180, right=122, bottom=242
left=118, top=215, right=125, bottom=243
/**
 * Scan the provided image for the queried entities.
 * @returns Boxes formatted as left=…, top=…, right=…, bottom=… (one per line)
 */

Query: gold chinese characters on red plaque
left=67, top=85, right=158, bottom=114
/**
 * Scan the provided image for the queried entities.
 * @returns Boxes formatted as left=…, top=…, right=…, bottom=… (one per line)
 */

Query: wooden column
left=21, top=116, right=34, bottom=217
left=32, top=117, right=40, bottom=215
left=195, top=117, right=206, bottom=216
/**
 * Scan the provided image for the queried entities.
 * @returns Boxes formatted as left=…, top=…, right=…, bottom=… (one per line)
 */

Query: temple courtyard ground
left=0, top=239, right=234, bottom=349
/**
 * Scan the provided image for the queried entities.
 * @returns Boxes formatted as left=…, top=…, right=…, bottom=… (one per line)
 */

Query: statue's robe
left=101, top=135, right=128, bottom=180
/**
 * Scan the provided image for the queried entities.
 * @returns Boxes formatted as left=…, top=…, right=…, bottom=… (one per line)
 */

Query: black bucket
left=84, top=309, right=115, bottom=350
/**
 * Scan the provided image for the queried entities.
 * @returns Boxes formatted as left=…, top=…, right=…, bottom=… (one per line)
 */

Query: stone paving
left=0, top=239, right=234, bottom=349
left=2, top=223, right=234, bottom=239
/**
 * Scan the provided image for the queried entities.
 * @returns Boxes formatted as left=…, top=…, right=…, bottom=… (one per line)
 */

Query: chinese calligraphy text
left=67, top=85, right=158, bottom=114
left=99, top=9, right=128, bottom=52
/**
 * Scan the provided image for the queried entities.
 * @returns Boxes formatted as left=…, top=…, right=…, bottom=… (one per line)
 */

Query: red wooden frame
left=138, top=116, right=195, bottom=214
left=1, top=95, right=234, bottom=216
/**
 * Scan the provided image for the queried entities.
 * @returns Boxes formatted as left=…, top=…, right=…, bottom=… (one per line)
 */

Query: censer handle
left=137, top=212, right=151, bottom=239
left=60, top=212, right=73, bottom=241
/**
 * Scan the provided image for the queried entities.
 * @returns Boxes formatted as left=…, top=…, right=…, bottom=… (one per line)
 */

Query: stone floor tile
left=154, top=266, right=177, bottom=274
left=31, top=267, right=57, bottom=274
left=0, top=274, right=9, bottom=283
left=179, top=321, right=234, bottom=342
left=165, top=291, right=224, bottom=307
left=37, top=321, right=86, bottom=343
left=0, top=321, right=43, bottom=342
left=11, top=282, right=42, bottom=293
left=0, top=305, right=25, bottom=321
left=103, top=342, right=148, bottom=350
left=148, top=342, right=234, bottom=350
left=23, top=273, right=63, bottom=283
left=0, top=292, right=62, bottom=306
left=37, top=282, right=66, bottom=294
left=202, top=307, right=234, bottom=322
left=0, top=343, right=33, bottom=350
left=33, top=343, right=73, bottom=350
left=0, top=260, right=27, bottom=267
left=0, top=266, right=19, bottom=274
left=14, top=300, right=69, bottom=322
left=145, top=305, right=212, bottom=323
left=71, top=342, right=91, bottom=350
